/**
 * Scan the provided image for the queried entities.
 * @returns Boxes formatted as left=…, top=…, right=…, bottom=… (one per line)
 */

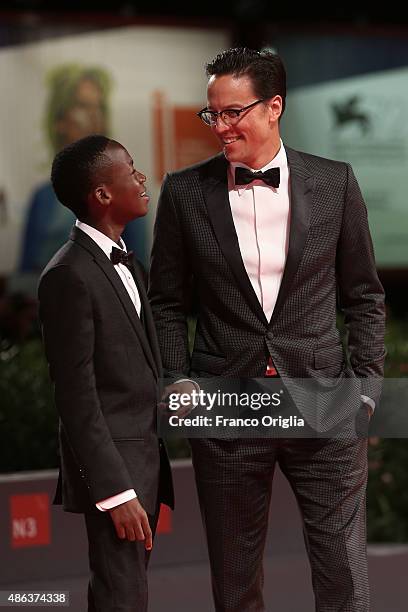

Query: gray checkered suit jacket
left=149, top=147, right=385, bottom=427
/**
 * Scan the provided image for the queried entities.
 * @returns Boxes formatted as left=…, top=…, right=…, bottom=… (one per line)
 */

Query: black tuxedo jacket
left=38, top=226, right=174, bottom=514
left=149, top=147, right=386, bottom=426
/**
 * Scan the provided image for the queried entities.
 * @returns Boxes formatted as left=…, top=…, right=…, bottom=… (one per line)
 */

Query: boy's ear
left=93, top=184, right=112, bottom=208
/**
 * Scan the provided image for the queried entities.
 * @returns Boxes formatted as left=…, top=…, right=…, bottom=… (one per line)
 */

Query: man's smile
left=222, top=137, right=240, bottom=145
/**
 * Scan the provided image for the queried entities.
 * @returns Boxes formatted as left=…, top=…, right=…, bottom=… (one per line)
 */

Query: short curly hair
left=51, top=134, right=113, bottom=220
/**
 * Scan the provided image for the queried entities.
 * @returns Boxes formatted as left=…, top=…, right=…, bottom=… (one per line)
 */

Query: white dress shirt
left=75, top=220, right=138, bottom=510
left=229, top=141, right=290, bottom=323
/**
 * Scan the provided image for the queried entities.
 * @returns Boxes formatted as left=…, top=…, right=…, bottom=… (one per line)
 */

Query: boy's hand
left=109, top=498, right=152, bottom=549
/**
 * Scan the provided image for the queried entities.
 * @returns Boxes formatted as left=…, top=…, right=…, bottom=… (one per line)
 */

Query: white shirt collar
left=75, top=220, right=127, bottom=261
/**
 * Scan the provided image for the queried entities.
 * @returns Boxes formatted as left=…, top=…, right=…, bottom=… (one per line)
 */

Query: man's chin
left=223, top=147, right=242, bottom=163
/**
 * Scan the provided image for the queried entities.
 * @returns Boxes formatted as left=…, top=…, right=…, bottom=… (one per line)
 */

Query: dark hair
left=206, top=47, right=286, bottom=116
left=50, top=134, right=113, bottom=219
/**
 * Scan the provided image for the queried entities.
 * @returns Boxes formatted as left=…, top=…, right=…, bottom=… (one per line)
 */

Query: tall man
left=38, top=135, right=173, bottom=612
left=149, top=48, right=385, bottom=611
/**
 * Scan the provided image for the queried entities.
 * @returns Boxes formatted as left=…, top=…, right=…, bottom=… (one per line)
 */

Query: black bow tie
left=235, top=166, right=280, bottom=188
left=111, top=247, right=134, bottom=267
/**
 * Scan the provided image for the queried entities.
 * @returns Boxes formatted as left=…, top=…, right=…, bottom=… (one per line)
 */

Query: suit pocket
left=113, top=438, right=145, bottom=442
left=113, top=439, right=146, bottom=472
left=191, top=350, right=227, bottom=376
left=314, top=343, right=344, bottom=370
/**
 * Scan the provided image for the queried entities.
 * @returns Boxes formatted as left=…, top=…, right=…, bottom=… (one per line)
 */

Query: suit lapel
left=70, top=227, right=158, bottom=378
left=129, top=261, right=162, bottom=378
left=200, top=155, right=268, bottom=325
left=270, top=147, right=314, bottom=326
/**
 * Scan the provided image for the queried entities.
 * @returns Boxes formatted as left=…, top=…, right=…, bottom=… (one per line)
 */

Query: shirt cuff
left=361, top=394, right=375, bottom=414
left=96, top=489, right=136, bottom=512
left=175, top=378, right=200, bottom=391
left=175, top=378, right=200, bottom=406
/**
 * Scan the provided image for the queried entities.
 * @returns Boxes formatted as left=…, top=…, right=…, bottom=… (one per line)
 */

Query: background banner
left=0, top=25, right=228, bottom=282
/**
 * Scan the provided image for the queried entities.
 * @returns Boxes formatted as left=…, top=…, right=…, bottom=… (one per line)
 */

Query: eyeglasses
left=197, top=99, right=265, bottom=127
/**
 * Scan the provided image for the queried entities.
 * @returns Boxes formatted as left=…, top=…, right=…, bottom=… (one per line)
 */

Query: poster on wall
left=281, top=66, right=408, bottom=268
left=0, top=25, right=228, bottom=290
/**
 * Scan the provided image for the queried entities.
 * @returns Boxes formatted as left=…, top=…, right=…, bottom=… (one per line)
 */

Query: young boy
left=38, top=135, right=173, bottom=612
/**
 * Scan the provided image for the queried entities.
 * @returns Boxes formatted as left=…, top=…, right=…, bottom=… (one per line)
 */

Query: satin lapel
left=200, top=155, right=268, bottom=325
left=70, top=227, right=158, bottom=378
left=129, top=261, right=161, bottom=379
left=270, top=148, right=314, bottom=326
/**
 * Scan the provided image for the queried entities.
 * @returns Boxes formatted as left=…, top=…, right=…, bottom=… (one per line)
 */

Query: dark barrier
left=0, top=460, right=305, bottom=586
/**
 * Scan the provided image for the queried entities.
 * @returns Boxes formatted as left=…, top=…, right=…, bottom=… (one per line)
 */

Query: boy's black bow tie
left=111, top=247, right=134, bottom=267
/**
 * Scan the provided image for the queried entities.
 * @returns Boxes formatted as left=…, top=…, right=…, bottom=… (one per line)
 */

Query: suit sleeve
left=38, top=264, right=134, bottom=503
left=148, top=174, right=193, bottom=377
left=336, top=164, right=386, bottom=404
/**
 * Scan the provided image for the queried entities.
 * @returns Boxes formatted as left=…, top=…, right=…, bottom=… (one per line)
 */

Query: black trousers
left=85, top=505, right=160, bottom=612
left=190, top=437, right=369, bottom=612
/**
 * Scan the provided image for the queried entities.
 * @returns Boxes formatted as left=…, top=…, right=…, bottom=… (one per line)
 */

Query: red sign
left=152, top=91, right=220, bottom=182
left=10, top=493, right=50, bottom=548
left=156, top=503, right=172, bottom=534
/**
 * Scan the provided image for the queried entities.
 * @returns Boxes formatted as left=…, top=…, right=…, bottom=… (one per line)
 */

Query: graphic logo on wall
left=331, top=95, right=371, bottom=135
left=328, top=92, right=406, bottom=164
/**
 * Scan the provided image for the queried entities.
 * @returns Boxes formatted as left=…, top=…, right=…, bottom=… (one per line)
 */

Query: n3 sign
left=9, top=493, right=50, bottom=548
left=13, top=516, right=37, bottom=539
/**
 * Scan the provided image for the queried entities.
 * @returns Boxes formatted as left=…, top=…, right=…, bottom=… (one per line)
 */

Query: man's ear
left=267, top=95, right=283, bottom=123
